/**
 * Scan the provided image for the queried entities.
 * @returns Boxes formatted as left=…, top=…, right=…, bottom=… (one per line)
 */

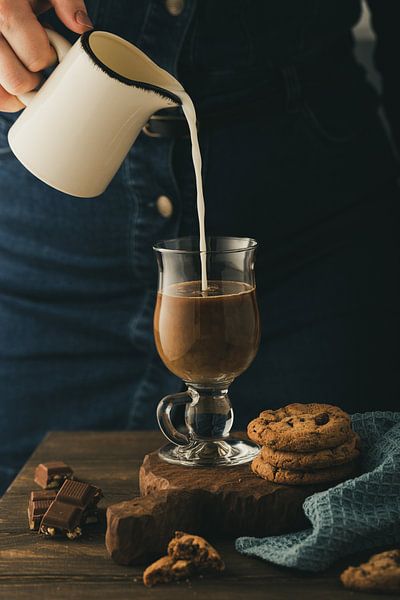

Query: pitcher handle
left=156, top=391, right=192, bottom=447
left=17, top=29, right=72, bottom=107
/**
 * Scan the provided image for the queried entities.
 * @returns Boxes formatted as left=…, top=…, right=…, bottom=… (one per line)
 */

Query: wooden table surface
left=0, top=431, right=384, bottom=600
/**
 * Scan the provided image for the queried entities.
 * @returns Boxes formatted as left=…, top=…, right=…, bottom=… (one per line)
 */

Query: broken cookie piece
left=143, top=531, right=224, bottom=587
left=341, top=549, right=400, bottom=594
left=143, top=556, right=193, bottom=587
left=168, top=531, right=225, bottom=572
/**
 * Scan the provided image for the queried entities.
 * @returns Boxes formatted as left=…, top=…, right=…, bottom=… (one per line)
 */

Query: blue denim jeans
left=0, top=0, right=399, bottom=492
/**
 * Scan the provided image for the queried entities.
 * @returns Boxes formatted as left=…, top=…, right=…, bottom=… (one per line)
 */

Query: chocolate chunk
left=30, top=490, right=58, bottom=502
left=57, top=479, right=102, bottom=508
left=39, top=479, right=103, bottom=539
left=28, top=490, right=57, bottom=531
left=314, top=412, right=330, bottom=426
left=58, top=479, right=103, bottom=525
left=40, top=502, right=83, bottom=538
left=34, top=461, right=73, bottom=489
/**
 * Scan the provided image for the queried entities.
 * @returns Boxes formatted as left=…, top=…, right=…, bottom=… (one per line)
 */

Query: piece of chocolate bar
left=40, top=502, right=83, bottom=540
left=59, top=479, right=103, bottom=525
left=57, top=479, right=102, bottom=507
left=28, top=490, right=57, bottom=531
left=34, top=461, right=73, bottom=489
left=39, top=479, right=103, bottom=539
left=30, top=490, right=58, bottom=502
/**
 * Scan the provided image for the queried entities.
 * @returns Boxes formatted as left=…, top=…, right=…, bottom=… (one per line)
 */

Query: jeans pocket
left=302, top=100, right=359, bottom=144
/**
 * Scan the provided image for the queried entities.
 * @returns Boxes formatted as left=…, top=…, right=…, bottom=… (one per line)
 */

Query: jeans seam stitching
left=125, top=160, right=141, bottom=279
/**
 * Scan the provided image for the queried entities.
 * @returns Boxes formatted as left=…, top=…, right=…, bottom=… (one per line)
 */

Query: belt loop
left=281, top=65, right=302, bottom=113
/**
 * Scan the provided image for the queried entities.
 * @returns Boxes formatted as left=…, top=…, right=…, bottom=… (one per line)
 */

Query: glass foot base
left=158, top=438, right=260, bottom=467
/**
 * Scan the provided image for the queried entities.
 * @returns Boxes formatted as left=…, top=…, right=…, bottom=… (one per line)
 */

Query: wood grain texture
left=140, top=449, right=321, bottom=535
left=0, top=432, right=383, bottom=599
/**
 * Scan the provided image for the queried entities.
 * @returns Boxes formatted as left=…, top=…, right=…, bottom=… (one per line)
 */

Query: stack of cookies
left=247, top=403, right=360, bottom=486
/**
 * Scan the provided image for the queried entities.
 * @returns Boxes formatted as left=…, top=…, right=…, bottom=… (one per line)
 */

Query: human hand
left=0, top=0, right=92, bottom=112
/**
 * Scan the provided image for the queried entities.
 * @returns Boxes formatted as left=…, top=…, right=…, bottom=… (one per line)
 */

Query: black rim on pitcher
left=80, top=30, right=183, bottom=106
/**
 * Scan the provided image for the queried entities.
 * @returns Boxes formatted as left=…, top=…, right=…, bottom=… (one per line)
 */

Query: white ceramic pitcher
left=8, top=30, right=184, bottom=197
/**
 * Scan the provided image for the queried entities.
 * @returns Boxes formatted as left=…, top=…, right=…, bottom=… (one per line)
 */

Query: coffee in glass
left=153, top=236, right=260, bottom=467
left=155, top=280, right=258, bottom=384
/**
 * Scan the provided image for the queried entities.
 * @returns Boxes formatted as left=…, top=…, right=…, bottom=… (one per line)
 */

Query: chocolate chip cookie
left=251, top=453, right=358, bottom=485
left=247, top=403, right=352, bottom=452
left=143, top=556, right=192, bottom=587
left=143, top=532, right=224, bottom=587
left=341, top=549, right=400, bottom=594
left=168, top=531, right=225, bottom=573
left=260, top=432, right=360, bottom=471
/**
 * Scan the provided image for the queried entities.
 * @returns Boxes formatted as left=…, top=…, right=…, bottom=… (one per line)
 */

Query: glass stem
left=185, top=385, right=233, bottom=442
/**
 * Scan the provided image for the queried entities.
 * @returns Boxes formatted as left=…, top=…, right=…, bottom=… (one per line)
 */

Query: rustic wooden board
left=106, top=449, right=324, bottom=565
left=140, top=449, right=326, bottom=535
left=0, top=432, right=383, bottom=599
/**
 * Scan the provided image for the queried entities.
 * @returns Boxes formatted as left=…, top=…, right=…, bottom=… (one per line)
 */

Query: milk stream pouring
left=180, top=92, right=208, bottom=291
left=8, top=30, right=209, bottom=290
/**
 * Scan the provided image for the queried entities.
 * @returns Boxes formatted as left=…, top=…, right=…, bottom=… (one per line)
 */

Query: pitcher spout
left=81, top=30, right=183, bottom=109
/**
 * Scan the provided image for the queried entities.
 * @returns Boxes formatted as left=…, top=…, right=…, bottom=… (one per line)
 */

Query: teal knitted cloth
left=236, top=412, right=400, bottom=571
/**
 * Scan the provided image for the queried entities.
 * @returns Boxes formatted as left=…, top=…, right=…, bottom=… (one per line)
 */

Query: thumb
left=50, top=0, right=94, bottom=34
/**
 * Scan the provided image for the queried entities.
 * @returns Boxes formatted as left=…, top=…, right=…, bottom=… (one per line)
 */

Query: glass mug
left=153, top=236, right=260, bottom=467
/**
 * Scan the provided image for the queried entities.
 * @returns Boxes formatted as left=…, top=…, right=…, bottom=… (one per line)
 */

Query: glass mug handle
left=17, top=29, right=72, bottom=107
left=156, top=391, right=192, bottom=446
